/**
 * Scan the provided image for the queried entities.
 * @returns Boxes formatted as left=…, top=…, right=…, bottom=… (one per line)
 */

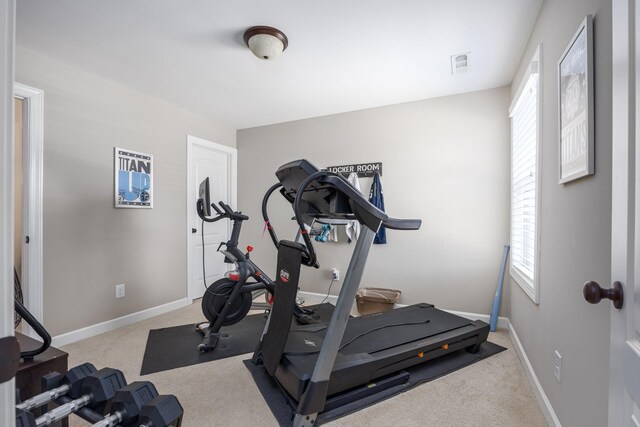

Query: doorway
left=13, top=97, right=23, bottom=332
left=13, top=83, right=44, bottom=339
left=186, top=135, right=237, bottom=303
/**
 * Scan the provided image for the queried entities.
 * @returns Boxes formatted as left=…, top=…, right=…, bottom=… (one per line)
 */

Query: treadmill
left=252, top=159, right=489, bottom=427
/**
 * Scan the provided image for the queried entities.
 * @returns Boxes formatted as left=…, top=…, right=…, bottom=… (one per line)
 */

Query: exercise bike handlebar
left=210, top=202, right=224, bottom=216
left=197, top=199, right=249, bottom=223
left=218, top=201, right=249, bottom=221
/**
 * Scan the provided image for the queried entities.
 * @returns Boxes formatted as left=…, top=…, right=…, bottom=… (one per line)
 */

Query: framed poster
left=558, top=15, right=594, bottom=184
left=114, top=147, right=153, bottom=208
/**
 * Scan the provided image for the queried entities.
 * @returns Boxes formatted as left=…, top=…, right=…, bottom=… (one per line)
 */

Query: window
left=509, top=46, right=541, bottom=304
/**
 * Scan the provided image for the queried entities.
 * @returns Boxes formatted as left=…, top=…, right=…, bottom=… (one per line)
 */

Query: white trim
left=511, top=266, right=538, bottom=304
left=1, top=1, right=16, bottom=423
left=444, top=309, right=510, bottom=330
left=509, top=44, right=542, bottom=115
left=13, top=82, right=44, bottom=339
left=186, top=135, right=237, bottom=303
left=509, top=44, right=543, bottom=305
left=51, top=298, right=189, bottom=347
left=507, top=321, right=561, bottom=427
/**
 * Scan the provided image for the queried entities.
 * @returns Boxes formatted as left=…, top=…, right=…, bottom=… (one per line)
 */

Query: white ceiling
left=16, top=1, right=543, bottom=129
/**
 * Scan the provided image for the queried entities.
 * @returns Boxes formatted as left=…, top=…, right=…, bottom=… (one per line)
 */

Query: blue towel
left=369, top=173, right=387, bottom=244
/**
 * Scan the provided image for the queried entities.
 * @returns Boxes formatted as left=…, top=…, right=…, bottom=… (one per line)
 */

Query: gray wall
left=15, top=47, right=236, bottom=336
left=237, top=87, right=510, bottom=316
left=509, top=1, right=612, bottom=426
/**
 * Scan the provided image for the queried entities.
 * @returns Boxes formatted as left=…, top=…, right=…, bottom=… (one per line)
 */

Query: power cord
left=201, top=219, right=231, bottom=298
left=319, top=278, right=335, bottom=306
left=201, top=218, right=207, bottom=290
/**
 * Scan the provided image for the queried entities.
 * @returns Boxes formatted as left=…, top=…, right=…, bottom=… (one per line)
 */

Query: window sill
left=510, top=267, right=539, bottom=304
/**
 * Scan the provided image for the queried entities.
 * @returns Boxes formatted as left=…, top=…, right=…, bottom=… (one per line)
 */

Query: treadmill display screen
left=275, top=159, right=354, bottom=218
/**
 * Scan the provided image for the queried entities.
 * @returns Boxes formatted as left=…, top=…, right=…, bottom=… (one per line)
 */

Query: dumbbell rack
left=16, top=368, right=184, bottom=427
left=14, top=333, right=69, bottom=427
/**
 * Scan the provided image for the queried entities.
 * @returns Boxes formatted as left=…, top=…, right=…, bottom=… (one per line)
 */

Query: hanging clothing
left=369, top=173, right=387, bottom=244
left=327, top=222, right=339, bottom=242
left=345, top=172, right=362, bottom=243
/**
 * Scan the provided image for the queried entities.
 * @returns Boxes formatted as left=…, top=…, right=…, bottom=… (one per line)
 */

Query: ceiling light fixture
left=243, top=26, right=288, bottom=60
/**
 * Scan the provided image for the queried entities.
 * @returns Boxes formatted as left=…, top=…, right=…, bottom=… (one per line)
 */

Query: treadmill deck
left=274, top=303, right=490, bottom=400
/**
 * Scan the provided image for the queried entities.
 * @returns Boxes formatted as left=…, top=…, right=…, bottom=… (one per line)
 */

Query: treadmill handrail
left=382, top=217, right=422, bottom=230
left=292, top=170, right=326, bottom=268
left=261, top=183, right=283, bottom=250
left=302, top=172, right=422, bottom=231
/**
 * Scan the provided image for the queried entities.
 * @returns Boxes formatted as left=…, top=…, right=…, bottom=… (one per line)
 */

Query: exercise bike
left=195, top=178, right=317, bottom=352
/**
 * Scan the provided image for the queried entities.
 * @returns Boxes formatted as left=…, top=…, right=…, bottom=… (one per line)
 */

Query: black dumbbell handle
left=35, top=395, right=91, bottom=426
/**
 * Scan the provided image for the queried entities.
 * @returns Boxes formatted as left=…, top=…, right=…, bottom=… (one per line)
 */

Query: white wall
left=15, top=47, right=237, bottom=336
left=509, top=0, right=612, bottom=426
left=237, top=87, right=510, bottom=316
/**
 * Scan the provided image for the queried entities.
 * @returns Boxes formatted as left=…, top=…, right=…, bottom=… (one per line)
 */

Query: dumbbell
left=16, top=363, right=97, bottom=412
left=34, top=367, right=127, bottom=427
left=138, top=395, right=184, bottom=427
left=91, top=381, right=158, bottom=427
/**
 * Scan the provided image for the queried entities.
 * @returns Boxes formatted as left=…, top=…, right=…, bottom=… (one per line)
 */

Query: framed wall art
left=558, top=15, right=594, bottom=184
left=114, top=147, right=153, bottom=208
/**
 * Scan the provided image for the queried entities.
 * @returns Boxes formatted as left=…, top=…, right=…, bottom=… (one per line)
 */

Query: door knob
left=192, top=228, right=197, bottom=233
left=583, top=281, right=623, bottom=309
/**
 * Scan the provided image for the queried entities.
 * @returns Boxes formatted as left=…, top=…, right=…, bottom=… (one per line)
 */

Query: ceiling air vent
left=451, top=53, right=470, bottom=75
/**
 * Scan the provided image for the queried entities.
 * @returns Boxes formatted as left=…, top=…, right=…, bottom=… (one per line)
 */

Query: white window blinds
left=510, top=51, right=540, bottom=303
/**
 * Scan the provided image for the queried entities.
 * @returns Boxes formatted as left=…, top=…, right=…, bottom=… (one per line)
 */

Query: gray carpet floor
left=61, top=298, right=548, bottom=427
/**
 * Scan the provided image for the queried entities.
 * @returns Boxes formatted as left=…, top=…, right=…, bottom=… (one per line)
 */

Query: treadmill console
left=275, top=159, right=356, bottom=219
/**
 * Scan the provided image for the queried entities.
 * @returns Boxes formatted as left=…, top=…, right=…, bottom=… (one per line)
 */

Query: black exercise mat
left=140, top=303, right=336, bottom=375
left=244, top=341, right=506, bottom=426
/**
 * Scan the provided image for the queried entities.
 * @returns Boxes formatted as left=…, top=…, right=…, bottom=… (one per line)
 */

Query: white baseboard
left=507, top=321, right=561, bottom=427
left=52, top=298, right=189, bottom=347
left=444, top=309, right=510, bottom=330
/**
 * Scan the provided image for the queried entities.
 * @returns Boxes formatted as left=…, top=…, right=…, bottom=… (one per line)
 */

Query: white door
left=609, top=1, right=640, bottom=425
left=187, top=135, right=237, bottom=303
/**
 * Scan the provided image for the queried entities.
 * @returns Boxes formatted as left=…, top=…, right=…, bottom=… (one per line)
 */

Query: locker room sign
left=325, top=162, right=382, bottom=178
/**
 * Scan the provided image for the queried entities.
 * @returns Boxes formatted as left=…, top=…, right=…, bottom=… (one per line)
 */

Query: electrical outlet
left=115, top=283, right=125, bottom=299
left=554, top=350, right=562, bottom=383
left=331, top=268, right=340, bottom=281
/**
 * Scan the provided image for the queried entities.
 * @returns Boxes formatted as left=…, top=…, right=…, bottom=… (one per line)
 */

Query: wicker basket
left=355, top=287, right=401, bottom=315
